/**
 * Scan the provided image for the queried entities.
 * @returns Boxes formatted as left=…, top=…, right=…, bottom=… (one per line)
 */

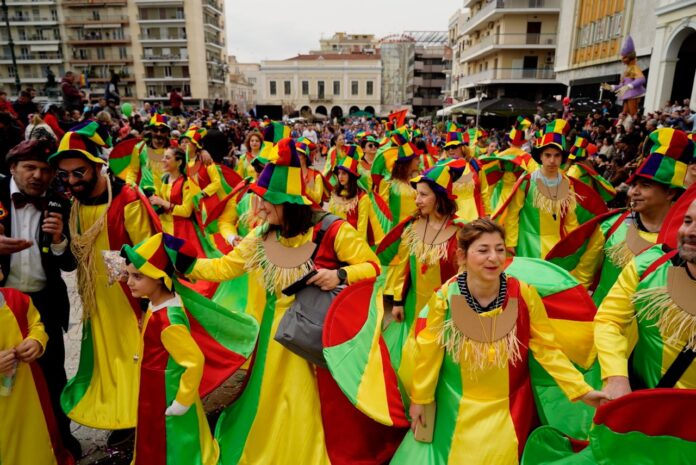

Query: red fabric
left=546, top=209, right=623, bottom=260
left=135, top=311, right=171, bottom=465
left=569, top=177, right=609, bottom=217
left=505, top=278, right=539, bottom=459
left=491, top=173, right=530, bottom=221
left=593, top=389, right=696, bottom=441
left=569, top=437, right=590, bottom=453
left=317, top=367, right=407, bottom=465
left=388, top=109, right=408, bottom=128
left=219, top=164, right=243, bottom=190
left=110, top=137, right=142, bottom=162
left=541, top=286, right=596, bottom=321
left=658, top=184, right=696, bottom=250
left=43, top=113, right=65, bottom=140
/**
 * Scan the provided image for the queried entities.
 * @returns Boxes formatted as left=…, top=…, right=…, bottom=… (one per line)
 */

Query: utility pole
left=1, top=0, right=21, bottom=94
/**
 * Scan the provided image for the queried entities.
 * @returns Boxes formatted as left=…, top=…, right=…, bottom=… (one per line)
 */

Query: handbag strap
left=311, top=213, right=342, bottom=261
left=656, top=345, right=696, bottom=388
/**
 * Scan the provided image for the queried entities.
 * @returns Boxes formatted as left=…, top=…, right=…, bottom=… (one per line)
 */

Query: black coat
left=0, top=177, right=76, bottom=331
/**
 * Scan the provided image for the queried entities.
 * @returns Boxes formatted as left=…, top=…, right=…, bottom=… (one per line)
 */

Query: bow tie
left=12, top=192, right=46, bottom=210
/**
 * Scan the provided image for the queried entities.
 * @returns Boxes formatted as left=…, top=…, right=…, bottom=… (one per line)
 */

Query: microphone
left=41, top=200, right=63, bottom=254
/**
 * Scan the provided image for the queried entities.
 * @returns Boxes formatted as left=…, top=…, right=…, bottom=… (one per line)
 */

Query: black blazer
left=0, top=176, right=76, bottom=331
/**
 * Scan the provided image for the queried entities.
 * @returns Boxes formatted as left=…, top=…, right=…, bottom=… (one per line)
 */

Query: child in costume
left=493, top=119, right=580, bottom=259
left=121, top=233, right=259, bottom=465
left=1, top=287, right=73, bottom=465
left=392, top=219, right=606, bottom=465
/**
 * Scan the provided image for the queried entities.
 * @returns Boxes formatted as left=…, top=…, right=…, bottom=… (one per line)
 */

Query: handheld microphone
left=40, top=200, right=63, bottom=254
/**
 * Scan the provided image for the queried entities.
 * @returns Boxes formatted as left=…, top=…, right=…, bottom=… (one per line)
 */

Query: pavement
left=62, top=272, right=245, bottom=465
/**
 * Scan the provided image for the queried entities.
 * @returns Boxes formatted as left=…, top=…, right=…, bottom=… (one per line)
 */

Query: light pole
left=475, top=84, right=483, bottom=128
left=1, top=0, right=21, bottom=93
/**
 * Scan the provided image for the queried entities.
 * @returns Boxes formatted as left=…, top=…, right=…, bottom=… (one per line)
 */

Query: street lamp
left=1, top=0, right=21, bottom=93
left=475, top=84, right=483, bottom=128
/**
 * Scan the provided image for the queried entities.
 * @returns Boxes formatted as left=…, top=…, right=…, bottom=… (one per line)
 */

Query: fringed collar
left=403, top=217, right=458, bottom=266
left=531, top=174, right=576, bottom=218
left=606, top=223, right=656, bottom=268
left=328, top=192, right=359, bottom=217
left=634, top=266, right=696, bottom=351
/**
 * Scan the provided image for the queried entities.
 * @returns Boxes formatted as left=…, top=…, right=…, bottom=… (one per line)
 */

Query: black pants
left=28, top=288, right=72, bottom=442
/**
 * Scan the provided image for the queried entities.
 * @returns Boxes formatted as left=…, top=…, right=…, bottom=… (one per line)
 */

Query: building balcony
left=459, top=67, right=556, bottom=87
left=412, top=96, right=442, bottom=106
left=143, top=76, right=190, bottom=82
left=205, top=40, right=224, bottom=50
left=4, top=0, right=55, bottom=5
left=141, top=54, right=188, bottom=62
left=461, top=0, right=561, bottom=35
left=460, top=32, right=556, bottom=62
left=64, top=15, right=128, bottom=26
left=67, top=36, right=130, bottom=45
left=70, top=57, right=133, bottom=64
left=62, top=0, right=127, bottom=7
left=204, top=21, right=223, bottom=33
left=0, top=54, right=62, bottom=64
left=0, top=37, right=60, bottom=45
left=2, top=16, right=58, bottom=25
left=134, top=0, right=183, bottom=6
left=139, top=35, right=187, bottom=44
left=413, top=77, right=447, bottom=88
left=138, top=17, right=185, bottom=24
left=204, top=0, right=223, bottom=14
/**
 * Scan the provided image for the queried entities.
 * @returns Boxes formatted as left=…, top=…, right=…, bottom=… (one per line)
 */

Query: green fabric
left=61, top=319, right=95, bottom=416
left=163, top=306, right=202, bottom=465
left=521, top=426, right=596, bottom=465
left=591, top=423, right=696, bottom=465
left=514, top=178, right=544, bottom=258
left=137, top=144, right=156, bottom=195
left=505, top=257, right=577, bottom=298
left=592, top=216, right=628, bottom=306
left=215, top=293, right=276, bottom=465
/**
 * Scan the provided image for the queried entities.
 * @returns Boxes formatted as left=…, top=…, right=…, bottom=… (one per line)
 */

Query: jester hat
left=410, top=160, right=465, bottom=200
left=621, top=35, right=636, bottom=59
left=121, top=232, right=191, bottom=291
left=295, top=136, right=317, bottom=158
left=444, top=121, right=465, bottom=148
left=532, top=119, right=570, bottom=163
left=568, top=136, right=598, bottom=161
left=508, top=116, right=532, bottom=147
left=335, top=145, right=362, bottom=178
left=49, top=121, right=112, bottom=165
left=249, top=137, right=312, bottom=205
left=180, top=125, right=207, bottom=150
left=627, top=128, right=693, bottom=190
left=262, top=121, right=291, bottom=144
left=148, top=113, right=170, bottom=129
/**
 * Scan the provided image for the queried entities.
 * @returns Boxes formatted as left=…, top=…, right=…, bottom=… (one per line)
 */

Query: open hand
left=579, top=390, right=611, bottom=409
left=0, top=235, right=33, bottom=255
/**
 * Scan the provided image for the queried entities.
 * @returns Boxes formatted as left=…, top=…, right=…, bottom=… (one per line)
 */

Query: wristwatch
left=337, top=268, right=347, bottom=284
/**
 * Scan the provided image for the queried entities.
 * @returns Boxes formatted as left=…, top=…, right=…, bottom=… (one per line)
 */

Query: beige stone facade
left=228, top=55, right=256, bottom=112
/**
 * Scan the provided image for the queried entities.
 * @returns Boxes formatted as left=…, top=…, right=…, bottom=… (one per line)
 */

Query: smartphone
left=413, top=402, right=436, bottom=443
left=282, top=270, right=318, bottom=296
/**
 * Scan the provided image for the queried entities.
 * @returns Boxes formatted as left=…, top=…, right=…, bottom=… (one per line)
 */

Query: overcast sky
left=225, top=0, right=459, bottom=63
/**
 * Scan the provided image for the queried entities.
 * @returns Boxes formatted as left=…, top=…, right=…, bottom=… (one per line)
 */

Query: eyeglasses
left=445, top=146, right=458, bottom=151
left=151, top=127, right=169, bottom=134
left=56, top=167, right=89, bottom=181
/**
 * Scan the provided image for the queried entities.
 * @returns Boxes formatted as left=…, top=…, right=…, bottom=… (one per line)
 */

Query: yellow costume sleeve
left=523, top=283, right=592, bottom=400
left=171, top=180, right=199, bottom=218
left=26, top=300, right=48, bottom=355
left=594, top=261, right=639, bottom=379
left=218, top=197, right=239, bottom=239
left=333, top=222, right=380, bottom=285
left=126, top=143, right=143, bottom=185
left=124, top=199, right=158, bottom=245
left=189, top=230, right=256, bottom=281
left=386, top=238, right=409, bottom=303
left=202, top=163, right=222, bottom=198
left=160, top=324, right=204, bottom=407
left=566, top=164, right=581, bottom=181
left=502, top=183, right=525, bottom=248
left=478, top=169, right=491, bottom=216
left=235, top=158, right=246, bottom=179
left=305, top=172, right=324, bottom=206
left=571, top=227, right=606, bottom=289
left=410, top=288, right=447, bottom=404
left=356, top=194, right=370, bottom=240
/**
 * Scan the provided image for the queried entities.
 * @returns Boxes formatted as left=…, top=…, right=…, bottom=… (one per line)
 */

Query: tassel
left=605, top=240, right=634, bottom=268
left=245, top=235, right=315, bottom=294
left=634, top=287, right=696, bottom=351
left=532, top=187, right=577, bottom=219
left=404, top=223, right=451, bottom=266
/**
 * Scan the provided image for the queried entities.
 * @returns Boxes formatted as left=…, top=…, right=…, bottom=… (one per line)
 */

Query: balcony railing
left=463, top=0, right=561, bottom=34
left=142, top=54, right=187, bottom=61
left=2, top=16, right=58, bottom=23
left=459, top=67, right=556, bottom=86
left=460, top=32, right=557, bottom=61
left=139, top=34, right=187, bottom=41
left=64, top=15, right=128, bottom=24
left=62, top=0, right=127, bottom=6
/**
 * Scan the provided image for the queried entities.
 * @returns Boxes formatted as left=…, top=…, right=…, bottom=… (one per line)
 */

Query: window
left=164, top=65, right=172, bottom=77
left=301, top=80, right=309, bottom=95
left=366, top=81, right=373, bottom=95
left=317, top=80, right=325, bottom=98
left=97, top=48, right=105, bottom=60
left=270, top=80, right=277, bottom=95
left=284, top=80, right=291, bottom=95
left=119, top=47, right=128, bottom=59
left=8, top=65, right=16, bottom=78
left=333, top=80, right=340, bottom=95
left=351, top=80, right=358, bottom=95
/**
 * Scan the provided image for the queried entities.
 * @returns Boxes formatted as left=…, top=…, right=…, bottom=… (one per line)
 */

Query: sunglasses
left=366, top=143, right=376, bottom=148
left=151, top=127, right=169, bottom=134
left=56, top=167, right=89, bottom=181
left=445, top=146, right=458, bottom=151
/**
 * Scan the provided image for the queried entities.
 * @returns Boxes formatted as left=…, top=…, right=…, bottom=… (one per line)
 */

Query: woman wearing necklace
left=377, top=162, right=464, bottom=371
left=493, top=119, right=580, bottom=259
left=391, top=218, right=607, bottom=465
left=327, top=147, right=384, bottom=246
left=181, top=138, right=402, bottom=465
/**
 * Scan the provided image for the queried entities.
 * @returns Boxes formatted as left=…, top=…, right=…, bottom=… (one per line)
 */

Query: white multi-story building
left=256, top=53, right=382, bottom=118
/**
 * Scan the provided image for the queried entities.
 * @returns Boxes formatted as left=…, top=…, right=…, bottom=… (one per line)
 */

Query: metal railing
left=460, top=32, right=557, bottom=61
left=464, top=0, right=561, bottom=34
left=459, top=67, right=556, bottom=85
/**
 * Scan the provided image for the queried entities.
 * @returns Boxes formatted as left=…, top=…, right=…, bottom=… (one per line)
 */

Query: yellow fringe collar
left=435, top=318, right=522, bottom=374
left=633, top=287, right=696, bottom=351
left=532, top=185, right=577, bottom=217
left=605, top=239, right=634, bottom=268
left=244, top=235, right=315, bottom=294
left=328, top=193, right=359, bottom=217
left=403, top=222, right=452, bottom=266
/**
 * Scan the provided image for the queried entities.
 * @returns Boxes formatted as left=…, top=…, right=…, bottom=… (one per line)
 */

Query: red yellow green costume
left=0, top=288, right=73, bottom=465
left=391, top=274, right=591, bottom=465
left=565, top=137, right=616, bottom=202
left=50, top=126, right=160, bottom=429
left=126, top=114, right=170, bottom=194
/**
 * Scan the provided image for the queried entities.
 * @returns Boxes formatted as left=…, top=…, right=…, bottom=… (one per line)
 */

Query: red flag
left=388, top=109, right=408, bottom=128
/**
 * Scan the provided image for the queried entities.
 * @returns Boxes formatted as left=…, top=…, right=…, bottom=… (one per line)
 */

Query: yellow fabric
left=304, top=170, right=325, bottom=206
left=127, top=143, right=165, bottom=191
left=218, top=196, right=239, bottom=239
left=328, top=194, right=372, bottom=246
left=0, top=299, right=58, bottom=465
left=202, top=163, right=223, bottom=198
left=67, top=200, right=155, bottom=429
left=501, top=184, right=524, bottom=249
left=190, top=219, right=378, bottom=465
left=156, top=176, right=200, bottom=235
left=236, top=153, right=258, bottom=180
left=159, top=323, right=205, bottom=408
left=594, top=261, right=642, bottom=379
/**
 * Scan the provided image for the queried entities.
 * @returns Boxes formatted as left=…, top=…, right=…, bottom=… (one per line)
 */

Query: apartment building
left=0, top=0, right=64, bottom=95
left=453, top=0, right=565, bottom=102
left=313, top=32, right=378, bottom=55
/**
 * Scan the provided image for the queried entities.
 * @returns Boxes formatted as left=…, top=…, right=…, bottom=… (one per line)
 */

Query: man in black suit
left=0, top=139, right=81, bottom=459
